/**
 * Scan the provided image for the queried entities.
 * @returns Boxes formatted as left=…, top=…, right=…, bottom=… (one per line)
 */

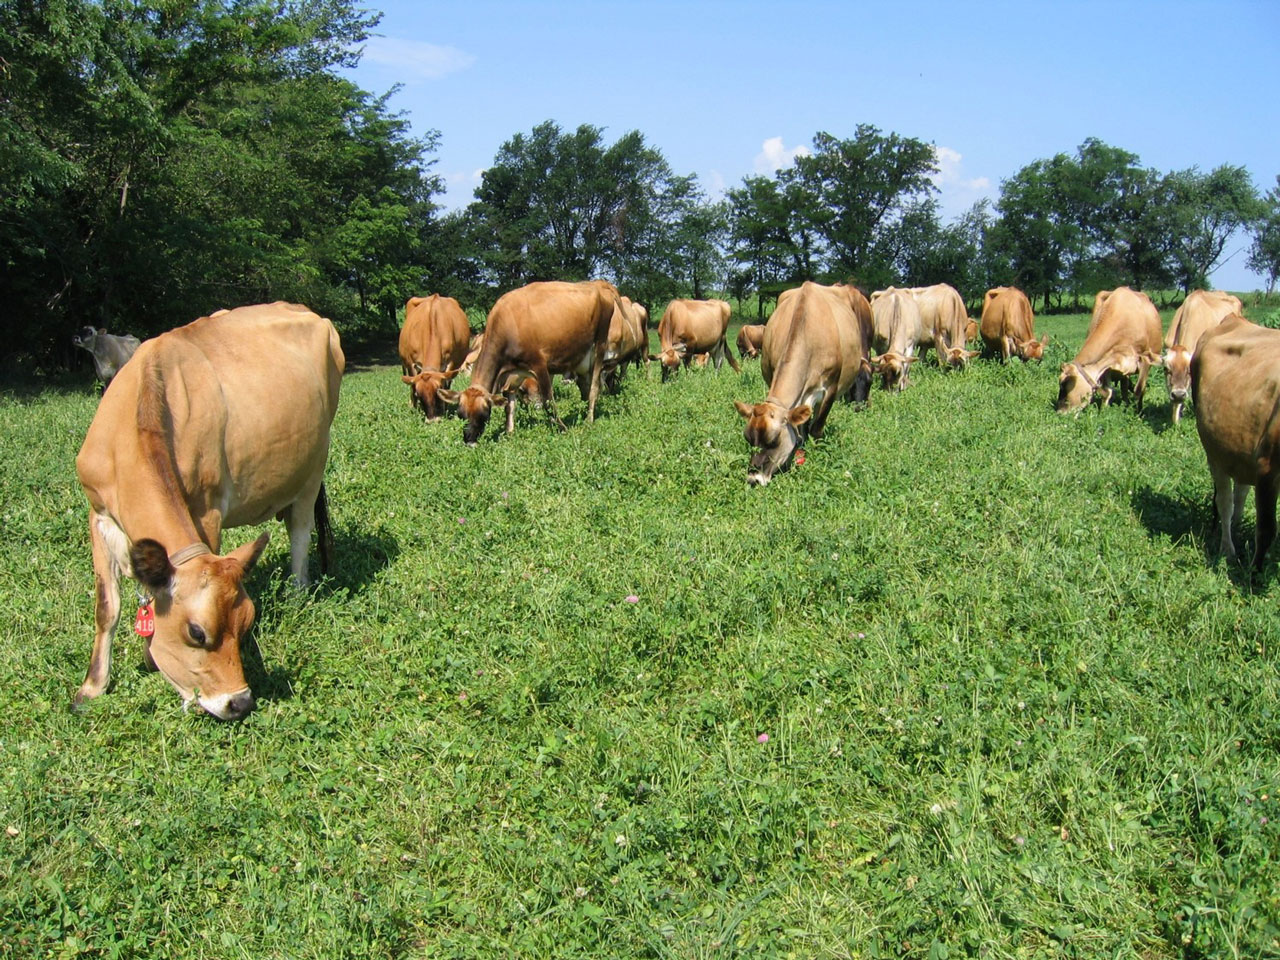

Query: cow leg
left=722, top=338, right=741, bottom=373
left=1133, top=363, right=1151, bottom=413
left=75, top=516, right=124, bottom=707
left=1255, top=475, right=1277, bottom=570
left=1211, top=463, right=1241, bottom=561
left=535, top=368, right=566, bottom=431
left=505, top=390, right=518, bottom=434
left=585, top=351, right=603, bottom=424
left=284, top=488, right=320, bottom=587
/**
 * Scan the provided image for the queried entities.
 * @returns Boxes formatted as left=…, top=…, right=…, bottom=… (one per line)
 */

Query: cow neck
left=126, top=360, right=213, bottom=552
left=467, top=341, right=503, bottom=395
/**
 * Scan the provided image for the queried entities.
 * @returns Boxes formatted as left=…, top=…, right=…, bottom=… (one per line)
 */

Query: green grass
left=2, top=307, right=1279, bottom=958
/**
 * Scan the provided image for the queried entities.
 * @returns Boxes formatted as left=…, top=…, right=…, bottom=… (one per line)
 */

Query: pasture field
left=2, top=308, right=1279, bottom=959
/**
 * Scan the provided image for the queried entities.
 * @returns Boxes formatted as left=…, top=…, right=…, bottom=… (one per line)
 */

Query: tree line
left=4, top=1, right=1278, bottom=370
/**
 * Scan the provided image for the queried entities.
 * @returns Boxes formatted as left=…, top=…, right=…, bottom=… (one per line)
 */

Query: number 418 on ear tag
left=134, top=603, right=155, bottom=638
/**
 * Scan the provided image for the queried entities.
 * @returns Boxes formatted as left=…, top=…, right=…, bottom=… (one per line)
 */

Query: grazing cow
left=734, top=282, right=873, bottom=485
left=72, top=327, right=141, bottom=387
left=398, top=294, right=470, bottom=421
left=1191, top=315, right=1280, bottom=568
left=979, top=287, right=1047, bottom=362
left=440, top=280, right=618, bottom=445
left=737, top=323, right=765, bottom=359
left=602, top=295, right=649, bottom=392
left=1163, top=289, right=1244, bottom=424
left=1056, top=287, right=1161, bottom=414
left=74, top=302, right=344, bottom=719
left=652, top=298, right=741, bottom=381
left=869, top=287, right=923, bottom=391
left=910, top=284, right=978, bottom=369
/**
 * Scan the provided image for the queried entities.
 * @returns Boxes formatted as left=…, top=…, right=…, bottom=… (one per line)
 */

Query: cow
left=734, top=282, right=873, bottom=485
left=1191, top=315, right=1280, bottom=568
left=439, top=280, right=618, bottom=445
left=602, top=295, right=649, bottom=392
left=460, top=332, right=485, bottom=374
left=73, top=302, right=344, bottom=720
left=869, top=287, right=923, bottom=391
left=1056, top=287, right=1161, bottom=414
left=72, top=327, right=141, bottom=388
left=1163, top=289, right=1244, bottom=424
left=397, top=294, right=470, bottom=421
left=910, top=284, right=978, bottom=369
left=979, top=287, right=1047, bottom=362
left=652, top=298, right=740, bottom=381
left=737, top=323, right=765, bottom=359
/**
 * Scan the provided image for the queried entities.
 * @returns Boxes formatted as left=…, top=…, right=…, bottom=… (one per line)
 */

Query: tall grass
left=0, top=308, right=1277, bottom=958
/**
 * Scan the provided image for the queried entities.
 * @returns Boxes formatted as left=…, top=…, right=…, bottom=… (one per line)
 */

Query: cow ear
left=1143, top=351, right=1162, bottom=367
left=1060, top=363, right=1072, bottom=375
left=438, top=389, right=461, bottom=406
left=964, top=350, right=980, bottom=359
left=441, top=367, right=461, bottom=379
left=1040, top=334, right=1050, bottom=345
left=789, top=405, right=812, bottom=427
left=733, top=400, right=754, bottom=419
left=491, top=394, right=508, bottom=408
left=131, top=539, right=175, bottom=592
left=228, top=532, right=270, bottom=575
left=401, top=375, right=416, bottom=384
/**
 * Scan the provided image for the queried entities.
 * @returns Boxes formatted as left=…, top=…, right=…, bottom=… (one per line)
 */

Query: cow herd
left=68, top=279, right=1276, bottom=719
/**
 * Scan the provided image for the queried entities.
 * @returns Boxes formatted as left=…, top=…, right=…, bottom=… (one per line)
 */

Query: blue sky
left=344, top=0, right=1278, bottom=291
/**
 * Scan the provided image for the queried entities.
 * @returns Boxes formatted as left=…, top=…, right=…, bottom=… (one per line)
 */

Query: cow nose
left=225, top=690, right=255, bottom=720
left=1171, top=388, right=1187, bottom=400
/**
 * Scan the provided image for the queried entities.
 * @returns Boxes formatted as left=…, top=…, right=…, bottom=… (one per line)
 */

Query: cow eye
left=188, top=623, right=209, bottom=647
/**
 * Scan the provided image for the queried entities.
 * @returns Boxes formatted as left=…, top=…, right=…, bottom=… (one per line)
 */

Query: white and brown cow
left=1192, top=315, right=1280, bottom=568
left=652, top=298, right=740, bottom=381
left=734, top=282, right=873, bottom=485
left=74, top=302, right=344, bottom=719
left=1163, top=289, right=1244, bottom=424
left=398, top=294, right=471, bottom=420
left=869, top=287, right=923, bottom=391
left=440, top=280, right=618, bottom=445
left=979, top=286, right=1047, bottom=362
left=910, top=284, right=977, bottom=369
left=1056, top=287, right=1162, bottom=414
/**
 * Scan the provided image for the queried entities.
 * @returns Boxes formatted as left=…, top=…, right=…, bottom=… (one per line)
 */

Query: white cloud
left=931, top=146, right=992, bottom=220
left=754, top=137, right=810, bottom=174
left=360, top=37, right=476, bottom=80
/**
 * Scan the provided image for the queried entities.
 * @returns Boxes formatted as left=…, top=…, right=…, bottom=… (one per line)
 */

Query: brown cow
left=1192, top=315, right=1280, bottom=568
left=1056, top=287, right=1161, bottom=413
left=734, top=282, right=873, bottom=485
left=737, top=323, right=765, bottom=359
left=397, top=294, right=470, bottom=421
left=911, top=284, right=978, bottom=369
left=440, top=280, right=618, bottom=445
left=602, top=295, right=649, bottom=392
left=652, top=298, right=741, bottom=381
left=74, top=303, right=344, bottom=719
left=869, top=287, right=923, bottom=391
left=1163, top=289, right=1244, bottom=424
left=980, top=286, right=1047, bottom=362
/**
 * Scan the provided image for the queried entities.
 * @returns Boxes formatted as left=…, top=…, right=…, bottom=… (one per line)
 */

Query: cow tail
left=315, top=482, right=334, bottom=575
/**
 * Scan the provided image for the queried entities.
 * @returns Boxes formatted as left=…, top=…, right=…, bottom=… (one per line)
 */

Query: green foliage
left=1248, top=176, right=1280, bottom=297
left=0, top=0, right=441, bottom=365
left=4, top=311, right=1280, bottom=956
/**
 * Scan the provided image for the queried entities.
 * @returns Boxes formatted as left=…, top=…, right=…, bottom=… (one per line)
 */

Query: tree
left=1166, top=165, right=1262, bottom=292
left=467, top=121, right=676, bottom=294
left=786, top=126, right=938, bottom=285
left=1248, top=176, right=1280, bottom=297
left=725, top=175, right=798, bottom=317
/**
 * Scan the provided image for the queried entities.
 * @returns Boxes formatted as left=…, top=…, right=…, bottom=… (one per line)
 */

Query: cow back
left=1193, top=316, right=1280, bottom=482
left=1075, top=287, right=1161, bottom=367
left=1165, top=289, right=1244, bottom=352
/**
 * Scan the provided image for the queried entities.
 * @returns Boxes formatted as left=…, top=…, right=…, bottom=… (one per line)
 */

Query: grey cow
left=72, top=327, right=141, bottom=388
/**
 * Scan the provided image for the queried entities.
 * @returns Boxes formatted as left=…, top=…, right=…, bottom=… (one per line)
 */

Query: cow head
left=440, top=384, right=508, bottom=445
left=72, top=327, right=101, bottom=350
left=651, top=343, right=687, bottom=381
left=1018, top=335, right=1049, bottom=361
left=402, top=367, right=461, bottom=421
left=964, top=319, right=979, bottom=343
left=870, top=352, right=918, bottom=391
left=735, top=400, right=810, bottom=486
left=1164, top=344, right=1193, bottom=403
left=130, top=534, right=269, bottom=720
left=1056, top=362, right=1097, bottom=413
left=944, top=346, right=981, bottom=370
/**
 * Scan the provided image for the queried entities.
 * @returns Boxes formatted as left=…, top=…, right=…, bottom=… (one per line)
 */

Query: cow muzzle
left=747, top=471, right=772, bottom=487
left=198, top=687, right=256, bottom=721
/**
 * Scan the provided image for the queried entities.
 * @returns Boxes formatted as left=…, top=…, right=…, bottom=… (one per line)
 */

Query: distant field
left=2, top=304, right=1278, bottom=958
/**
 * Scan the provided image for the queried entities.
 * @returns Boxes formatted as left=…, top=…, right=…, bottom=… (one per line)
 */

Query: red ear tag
left=134, top=603, right=155, bottom=638
left=794, top=449, right=806, bottom=466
